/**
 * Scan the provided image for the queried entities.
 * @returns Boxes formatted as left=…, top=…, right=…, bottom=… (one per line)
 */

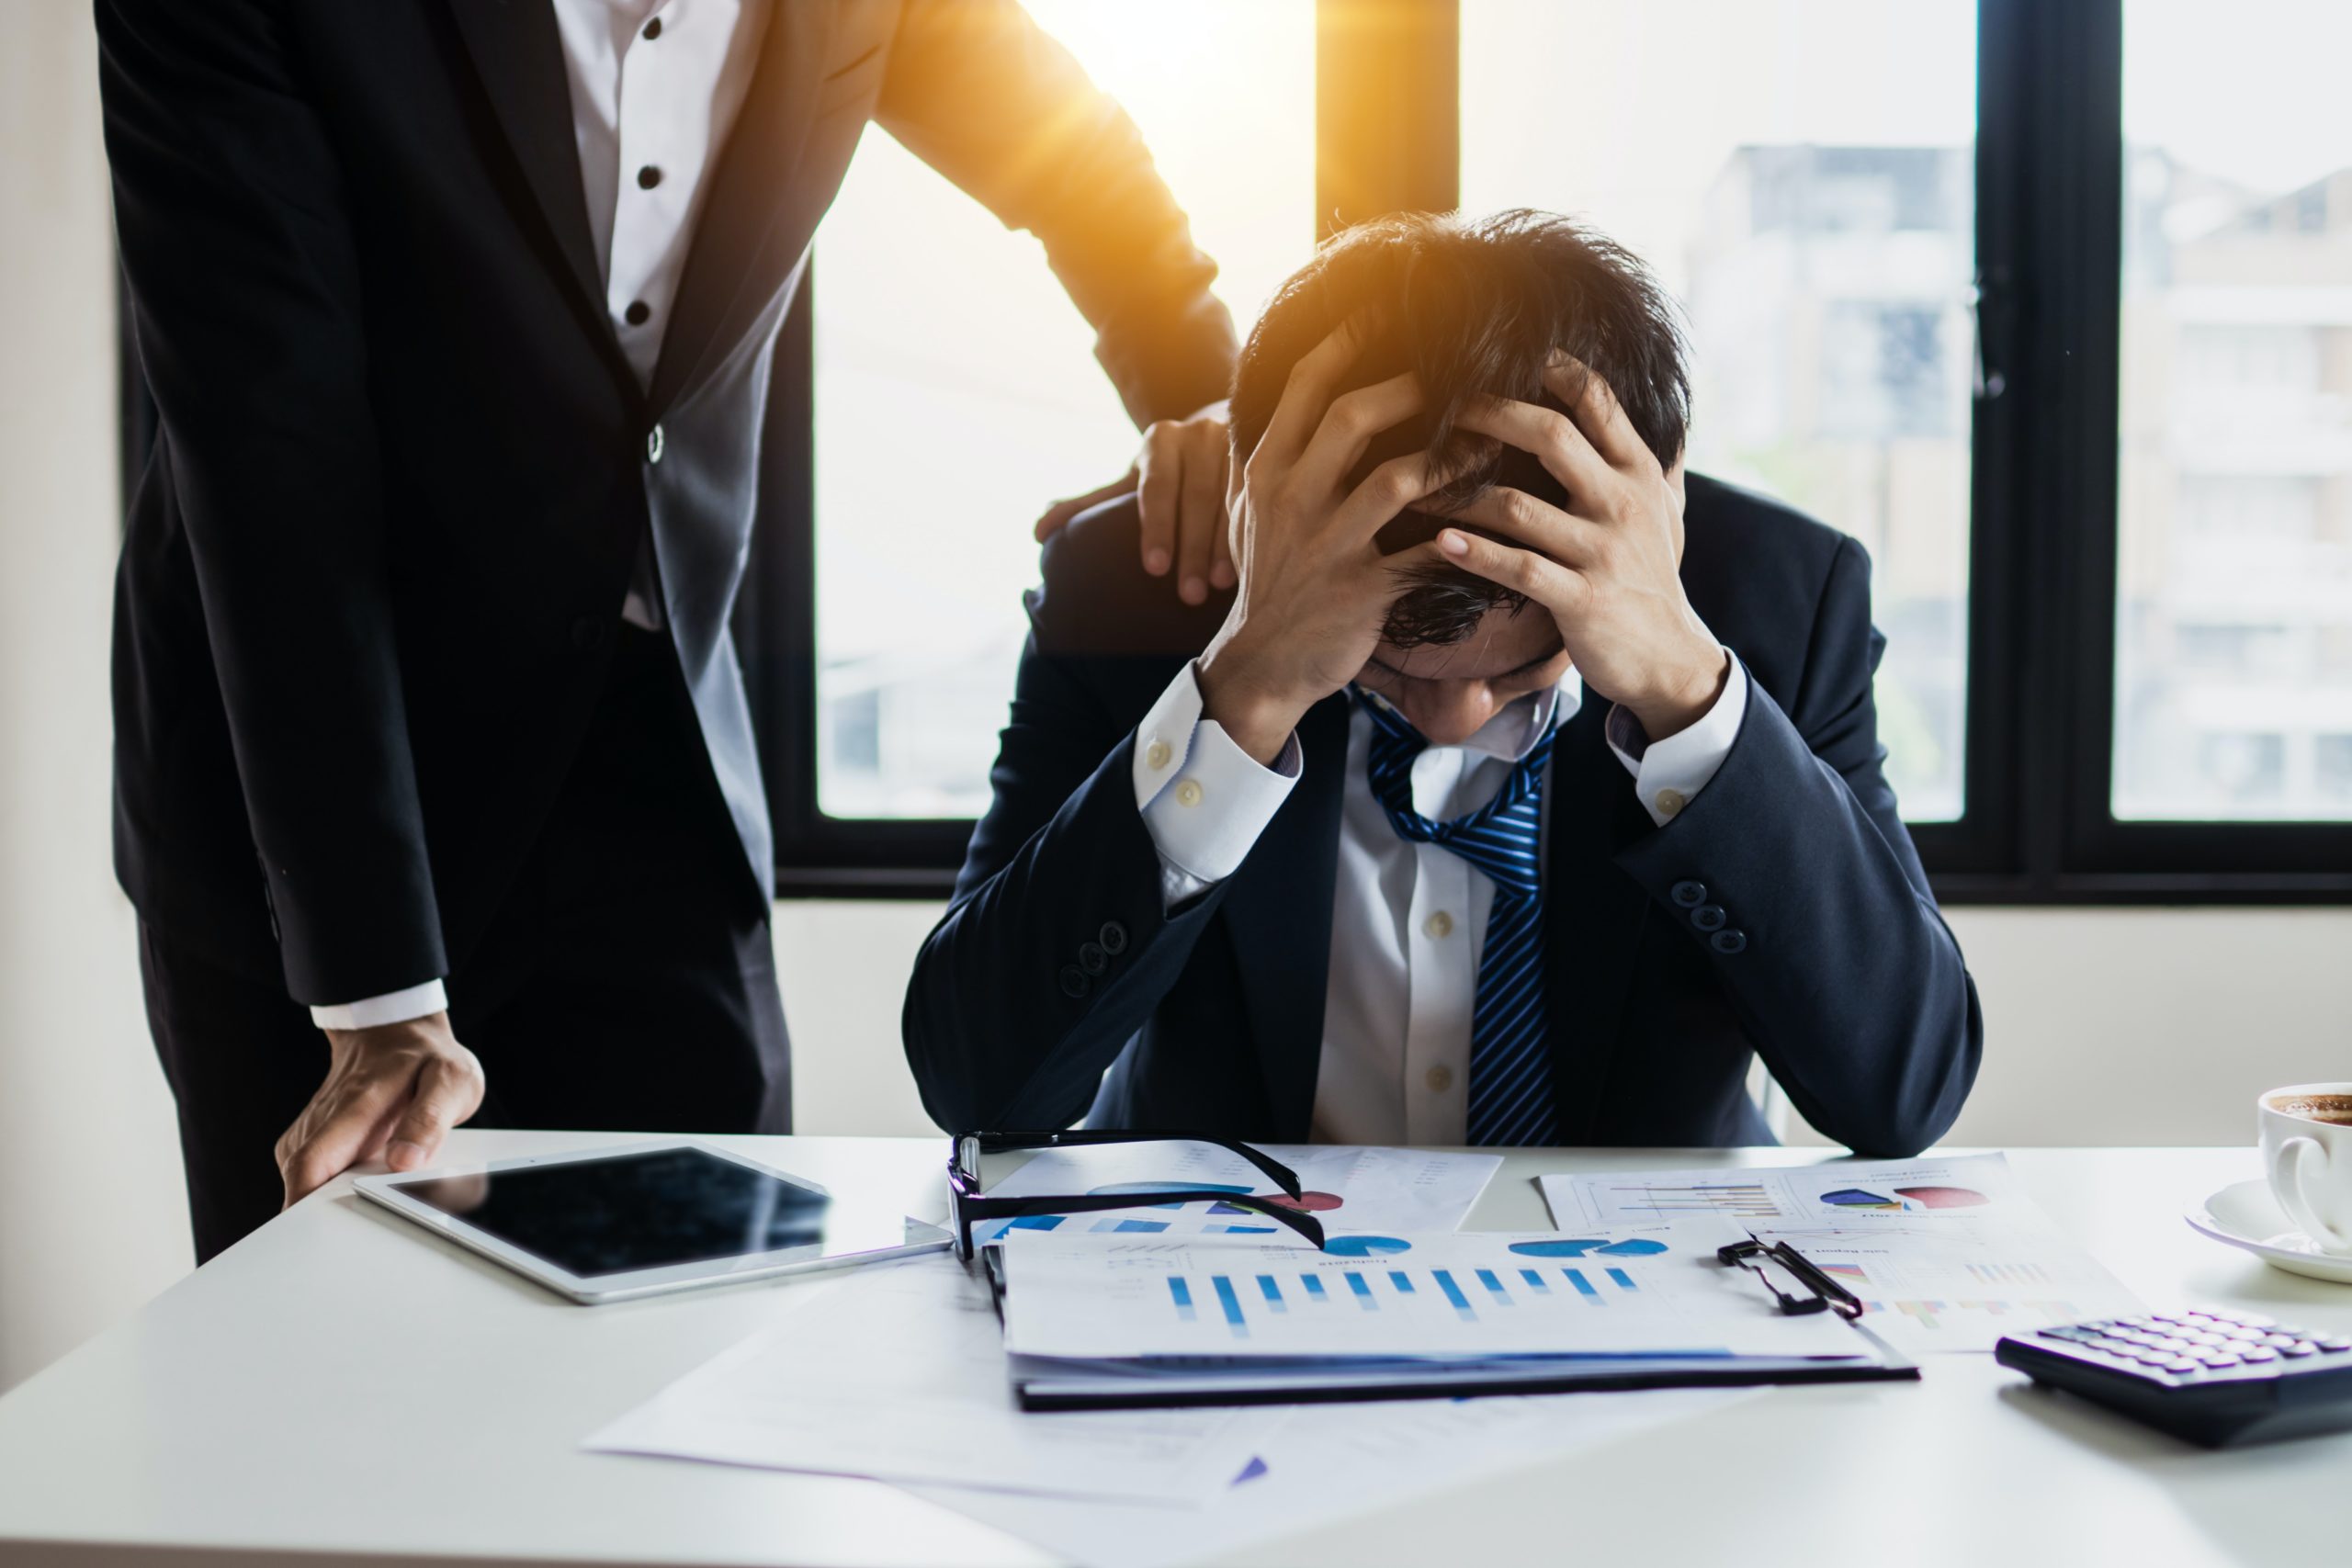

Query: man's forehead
left=1372, top=605, right=1565, bottom=682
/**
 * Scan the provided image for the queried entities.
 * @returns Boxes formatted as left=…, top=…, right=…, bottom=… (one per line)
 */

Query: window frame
left=757, top=0, right=2352, bottom=902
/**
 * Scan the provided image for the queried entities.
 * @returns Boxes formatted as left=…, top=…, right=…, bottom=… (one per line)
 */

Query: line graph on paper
left=1578, top=1180, right=1785, bottom=1221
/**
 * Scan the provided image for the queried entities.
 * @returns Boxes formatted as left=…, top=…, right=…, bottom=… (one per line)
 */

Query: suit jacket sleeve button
left=1692, top=904, right=1727, bottom=932
left=1710, top=930, right=1747, bottom=954
left=1099, top=921, right=1128, bottom=954
left=1058, top=964, right=1091, bottom=998
left=1078, top=941, right=1107, bottom=976
left=1670, top=880, right=1706, bottom=908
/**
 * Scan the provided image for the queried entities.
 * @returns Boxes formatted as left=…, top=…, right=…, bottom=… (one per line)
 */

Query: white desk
left=0, top=1135, right=2342, bottom=1568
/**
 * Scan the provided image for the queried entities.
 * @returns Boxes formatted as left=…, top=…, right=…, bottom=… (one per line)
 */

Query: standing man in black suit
left=100, top=0, right=1242, bottom=1261
left=906, top=210, right=1983, bottom=1155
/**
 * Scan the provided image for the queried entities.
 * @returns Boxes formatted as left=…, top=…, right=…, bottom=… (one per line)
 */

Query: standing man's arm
left=98, top=0, right=481, bottom=1202
left=875, top=0, right=1243, bottom=603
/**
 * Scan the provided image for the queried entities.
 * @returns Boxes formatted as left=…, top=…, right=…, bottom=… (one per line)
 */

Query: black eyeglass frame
left=1717, top=1237, right=1867, bottom=1320
left=944, top=1130, right=1330, bottom=1261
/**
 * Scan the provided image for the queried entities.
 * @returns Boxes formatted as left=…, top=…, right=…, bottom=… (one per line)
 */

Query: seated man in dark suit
left=904, top=209, right=1982, bottom=1155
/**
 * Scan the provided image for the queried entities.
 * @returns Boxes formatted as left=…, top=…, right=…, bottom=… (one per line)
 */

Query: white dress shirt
left=312, top=0, right=770, bottom=1032
left=1132, top=655, right=1749, bottom=1145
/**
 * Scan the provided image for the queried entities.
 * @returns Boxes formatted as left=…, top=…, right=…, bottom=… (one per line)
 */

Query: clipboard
left=981, top=1238, right=1918, bottom=1412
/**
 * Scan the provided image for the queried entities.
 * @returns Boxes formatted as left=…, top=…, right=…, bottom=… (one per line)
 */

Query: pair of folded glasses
left=944, top=1131, right=1329, bottom=1261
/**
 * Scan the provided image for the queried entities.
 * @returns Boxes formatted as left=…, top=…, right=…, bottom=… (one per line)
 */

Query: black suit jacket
left=904, top=476, right=1984, bottom=1156
left=99, top=0, right=1237, bottom=1004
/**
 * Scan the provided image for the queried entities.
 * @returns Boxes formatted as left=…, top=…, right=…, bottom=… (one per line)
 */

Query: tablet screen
left=401, top=1146, right=853, bottom=1278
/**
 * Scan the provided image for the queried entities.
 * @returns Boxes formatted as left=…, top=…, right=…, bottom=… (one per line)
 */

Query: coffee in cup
left=2260, top=1082, right=2352, bottom=1256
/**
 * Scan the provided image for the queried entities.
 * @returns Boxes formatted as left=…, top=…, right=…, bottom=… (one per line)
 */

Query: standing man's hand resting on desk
left=1035, top=401, right=1235, bottom=605
left=277, top=1014, right=484, bottom=1208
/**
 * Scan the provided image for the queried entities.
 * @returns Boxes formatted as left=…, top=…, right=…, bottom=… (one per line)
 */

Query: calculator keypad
left=2038, top=1310, right=2352, bottom=1381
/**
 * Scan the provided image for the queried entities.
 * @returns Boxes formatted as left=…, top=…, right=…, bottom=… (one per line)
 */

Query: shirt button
left=624, top=300, right=650, bottom=327
left=646, top=424, right=664, bottom=464
left=1423, top=910, right=1454, bottom=940
left=641, top=16, right=662, bottom=39
left=1174, top=779, right=1204, bottom=808
left=1655, top=787, right=1687, bottom=818
left=1425, top=1065, right=1454, bottom=1093
left=637, top=164, right=663, bottom=190
left=1144, top=739, right=1171, bottom=771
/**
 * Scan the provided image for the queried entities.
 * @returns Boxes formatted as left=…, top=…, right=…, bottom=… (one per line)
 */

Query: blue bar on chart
left=1168, top=1277, right=1196, bottom=1321
left=1476, top=1268, right=1513, bottom=1304
left=1257, top=1275, right=1286, bottom=1313
left=1606, top=1267, right=1638, bottom=1292
left=1210, top=1275, right=1249, bottom=1338
left=1432, top=1269, right=1476, bottom=1321
left=1301, top=1274, right=1329, bottom=1303
left=1344, top=1270, right=1377, bottom=1310
left=1520, top=1268, right=1551, bottom=1292
left=1388, top=1270, right=1416, bottom=1294
left=1564, top=1268, right=1601, bottom=1300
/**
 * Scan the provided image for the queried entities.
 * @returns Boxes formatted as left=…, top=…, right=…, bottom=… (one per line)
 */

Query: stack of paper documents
left=994, top=1219, right=1904, bottom=1408
left=1543, top=1153, right=2143, bottom=1354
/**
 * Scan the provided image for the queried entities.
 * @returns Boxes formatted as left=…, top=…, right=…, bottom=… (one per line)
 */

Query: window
left=1460, top=0, right=1978, bottom=820
left=809, top=0, right=1315, bottom=820
left=2112, top=0, right=2352, bottom=823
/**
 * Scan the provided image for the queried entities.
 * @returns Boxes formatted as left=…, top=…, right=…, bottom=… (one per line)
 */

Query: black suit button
left=1670, top=880, right=1706, bottom=908
left=1711, top=930, right=1747, bottom=955
left=637, top=164, right=663, bottom=190
left=641, top=16, right=662, bottom=39
left=1692, top=904, right=1727, bottom=932
left=624, top=299, right=651, bottom=326
left=571, top=615, right=604, bottom=651
left=1078, top=941, right=1107, bottom=976
left=1099, top=920, right=1128, bottom=955
left=1058, top=964, right=1091, bottom=998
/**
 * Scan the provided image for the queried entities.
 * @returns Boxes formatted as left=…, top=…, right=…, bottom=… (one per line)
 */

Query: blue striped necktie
left=1358, top=693, right=1560, bottom=1146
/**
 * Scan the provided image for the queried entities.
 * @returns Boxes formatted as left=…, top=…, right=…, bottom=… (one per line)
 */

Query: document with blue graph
left=999, top=1224, right=1870, bottom=1362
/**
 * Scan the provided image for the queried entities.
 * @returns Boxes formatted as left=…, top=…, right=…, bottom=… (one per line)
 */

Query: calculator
left=1995, top=1309, right=2352, bottom=1448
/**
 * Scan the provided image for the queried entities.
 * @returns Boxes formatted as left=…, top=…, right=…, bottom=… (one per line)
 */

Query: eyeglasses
left=1716, top=1237, right=1865, bottom=1320
left=944, top=1130, right=1329, bottom=1262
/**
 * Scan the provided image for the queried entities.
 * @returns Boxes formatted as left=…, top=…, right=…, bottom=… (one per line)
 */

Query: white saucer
left=2186, top=1179, right=2352, bottom=1285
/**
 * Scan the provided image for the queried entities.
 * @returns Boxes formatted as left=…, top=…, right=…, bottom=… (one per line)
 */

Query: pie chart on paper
left=1894, top=1185, right=1988, bottom=1210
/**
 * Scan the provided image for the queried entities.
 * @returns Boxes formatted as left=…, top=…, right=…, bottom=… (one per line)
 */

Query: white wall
left=0, top=7, right=194, bottom=1394
left=7, top=13, right=2351, bottom=1396
left=782, top=904, right=2352, bottom=1152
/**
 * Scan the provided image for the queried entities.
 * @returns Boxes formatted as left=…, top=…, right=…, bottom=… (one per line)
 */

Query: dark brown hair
left=1229, top=209, right=1690, bottom=648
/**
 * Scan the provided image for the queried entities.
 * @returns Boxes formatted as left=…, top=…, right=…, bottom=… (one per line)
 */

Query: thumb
left=1034, top=471, right=1137, bottom=541
left=384, top=1052, right=486, bottom=1172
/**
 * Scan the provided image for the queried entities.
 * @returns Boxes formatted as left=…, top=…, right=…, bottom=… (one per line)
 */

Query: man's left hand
left=1435, top=356, right=1727, bottom=740
left=1035, top=401, right=1233, bottom=604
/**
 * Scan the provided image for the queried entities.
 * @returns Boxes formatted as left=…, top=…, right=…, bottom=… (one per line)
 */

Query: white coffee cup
left=2259, top=1082, right=2352, bottom=1256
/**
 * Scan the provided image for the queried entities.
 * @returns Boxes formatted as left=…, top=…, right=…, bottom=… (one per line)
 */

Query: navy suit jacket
left=904, top=475, right=1983, bottom=1156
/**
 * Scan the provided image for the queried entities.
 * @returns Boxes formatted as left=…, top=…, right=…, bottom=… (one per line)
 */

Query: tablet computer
left=353, top=1140, right=952, bottom=1303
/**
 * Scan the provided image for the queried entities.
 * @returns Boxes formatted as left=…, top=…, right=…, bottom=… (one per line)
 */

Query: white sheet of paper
left=1544, top=1152, right=2030, bottom=1232
left=583, top=1256, right=1282, bottom=1504
left=904, top=1386, right=1755, bottom=1568
left=998, top=1223, right=1871, bottom=1360
left=1539, top=1155, right=2143, bottom=1353
left=975, top=1143, right=1501, bottom=1245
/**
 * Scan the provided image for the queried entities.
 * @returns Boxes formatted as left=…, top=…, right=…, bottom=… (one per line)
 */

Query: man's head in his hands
left=1226, top=210, right=1692, bottom=743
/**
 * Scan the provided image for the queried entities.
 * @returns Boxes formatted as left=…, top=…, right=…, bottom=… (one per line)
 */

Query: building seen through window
left=2113, top=1, right=2352, bottom=818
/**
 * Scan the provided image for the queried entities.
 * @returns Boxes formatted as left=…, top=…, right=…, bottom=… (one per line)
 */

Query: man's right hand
left=277, top=1011, right=485, bottom=1210
left=1194, top=321, right=1453, bottom=763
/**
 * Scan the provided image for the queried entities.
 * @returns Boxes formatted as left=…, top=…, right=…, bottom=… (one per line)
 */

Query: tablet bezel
left=352, top=1139, right=952, bottom=1303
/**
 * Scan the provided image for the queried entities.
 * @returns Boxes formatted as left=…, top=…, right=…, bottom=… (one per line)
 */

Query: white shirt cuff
left=310, top=979, right=448, bottom=1032
left=1133, top=661, right=1301, bottom=908
left=1606, top=651, right=1749, bottom=828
